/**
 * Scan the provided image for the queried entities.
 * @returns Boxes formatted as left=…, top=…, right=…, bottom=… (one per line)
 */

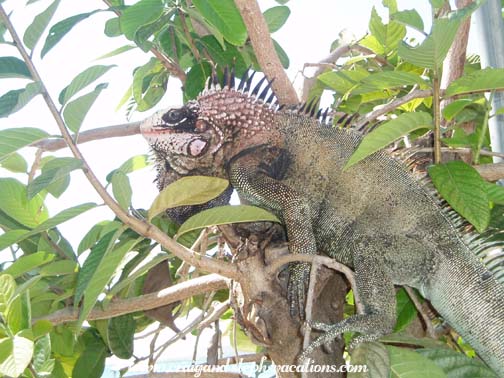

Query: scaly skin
left=141, top=74, right=504, bottom=375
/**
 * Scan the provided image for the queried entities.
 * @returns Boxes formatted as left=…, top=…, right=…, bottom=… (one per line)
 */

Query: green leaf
left=72, top=340, right=107, bottom=378
left=369, top=6, right=405, bottom=54
left=486, top=182, right=504, bottom=206
left=148, top=176, right=229, bottom=220
left=7, top=291, right=31, bottom=334
left=0, top=82, right=42, bottom=118
left=107, top=314, right=135, bottom=359
left=3, top=251, right=56, bottom=278
left=318, top=69, right=369, bottom=94
left=117, top=154, right=150, bottom=173
left=0, top=274, right=16, bottom=315
left=78, top=238, right=141, bottom=328
left=32, top=320, right=53, bottom=340
left=77, top=223, right=105, bottom=254
left=394, top=288, right=417, bottom=332
left=446, top=68, right=504, bottom=97
left=388, top=346, right=445, bottom=377
left=39, top=260, right=77, bottom=276
left=23, top=0, right=61, bottom=50
left=27, top=157, right=83, bottom=199
left=0, top=57, right=31, bottom=79
left=119, top=0, right=164, bottom=41
left=63, top=83, right=108, bottom=132
left=350, top=342, right=390, bottom=378
left=41, top=11, right=100, bottom=58
left=185, top=61, right=212, bottom=100
left=0, top=153, right=28, bottom=173
left=263, top=6, right=290, bottom=33
left=442, top=99, right=474, bottom=121
left=398, top=3, right=480, bottom=69
left=391, top=9, right=424, bottom=32
left=192, top=0, right=247, bottom=46
left=0, top=178, right=48, bottom=228
left=355, top=71, right=426, bottom=94
left=177, top=205, right=280, bottom=237
left=59, top=65, right=115, bottom=105
left=0, top=89, right=23, bottom=117
left=0, top=203, right=96, bottom=251
left=417, top=348, right=497, bottom=377
left=104, top=17, right=121, bottom=38
left=110, top=170, right=132, bottom=211
left=273, top=39, right=289, bottom=69
left=75, top=232, right=116, bottom=306
left=0, top=127, right=49, bottom=160
left=131, top=58, right=165, bottom=111
left=0, top=335, right=34, bottom=378
left=430, top=0, right=446, bottom=8
left=95, top=44, right=136, bottom=60
left=32, top=335, right=54, bottom=376
left=195, top=36, right=248, bottom=74
left=344, top=112, right=432, bottom=169
left=380, top=334, right=450, bottom=350
left=428, top=161, right=490, bottom=232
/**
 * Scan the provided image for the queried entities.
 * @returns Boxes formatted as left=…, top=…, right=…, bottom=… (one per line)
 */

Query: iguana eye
left=162, top=109, right=187, bottom=125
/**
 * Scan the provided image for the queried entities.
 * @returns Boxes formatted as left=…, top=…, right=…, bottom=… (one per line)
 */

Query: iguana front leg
left=300, top=237, right=396, bottom=359
left=228, top=152, right=317, bottom=318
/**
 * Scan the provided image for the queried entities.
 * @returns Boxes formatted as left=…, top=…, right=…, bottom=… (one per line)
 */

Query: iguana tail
left=426, top=250, right=504, bottom=376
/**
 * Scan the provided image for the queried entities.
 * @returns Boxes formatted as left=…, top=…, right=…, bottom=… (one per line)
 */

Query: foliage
left=0, top=0, right=503, bottom=377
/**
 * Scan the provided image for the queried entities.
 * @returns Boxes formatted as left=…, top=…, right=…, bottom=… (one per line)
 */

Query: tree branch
left=0, top=5, right=240, bottom=282
left=233, top=0, right=298, bottom=104
left=266, top=253, right=362, bottom=313
left=34, top=274, right=229, bottom=325
left=32, top=122, right=141, bottom=151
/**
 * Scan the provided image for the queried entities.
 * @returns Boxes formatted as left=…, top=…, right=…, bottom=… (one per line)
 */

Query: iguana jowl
left=140, top=70, right=504, bottom=375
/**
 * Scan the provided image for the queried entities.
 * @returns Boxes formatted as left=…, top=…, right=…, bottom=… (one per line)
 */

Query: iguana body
left=141, top=71, right=504, bottom=375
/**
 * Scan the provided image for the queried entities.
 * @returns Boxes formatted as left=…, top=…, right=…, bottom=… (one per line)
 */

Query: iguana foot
left=298, top=315, right=391, bottom=362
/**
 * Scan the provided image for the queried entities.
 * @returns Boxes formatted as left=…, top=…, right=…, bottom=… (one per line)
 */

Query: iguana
left=140, top=70, right=504, bottom=375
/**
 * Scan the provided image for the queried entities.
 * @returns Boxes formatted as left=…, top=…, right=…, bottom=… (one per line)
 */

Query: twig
left=355, top=89, right=433, bottom=129
left=34, top=274, right=229, bottom=325
left=147, top=325, right=164, bottom=372
left=412, top=147, right=504, bottom=159
left=213, top=353, right=267, bottom=366
left=301, top=43, right=389, bottom=101
left=152, top=292, right=217, bottom=364
left=409, top=147, right=504, bottom=181
left=0, top=6, right=240, bottom=281
left=196, top=301, right=230, bottom=331
left=301, top=260, right=322, bottom=378
left=433, top=74, right=442, bottom=164
left=404, top=286, right=436, bottom=338
left=233, top=0, right=298, bottom=104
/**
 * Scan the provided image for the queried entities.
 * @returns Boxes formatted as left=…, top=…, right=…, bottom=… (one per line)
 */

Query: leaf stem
left=433, top=72, right=442, bottom=164
left=474, top=90, right=494, bottom=164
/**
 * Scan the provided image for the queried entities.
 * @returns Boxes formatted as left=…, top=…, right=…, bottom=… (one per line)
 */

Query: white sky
left=0, top=0, right=480, bottom=371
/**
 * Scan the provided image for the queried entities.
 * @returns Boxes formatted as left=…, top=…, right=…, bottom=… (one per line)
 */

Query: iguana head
left=140, top=70, right=282, bottom=177
left=140, top=70, right=281, bottom=222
